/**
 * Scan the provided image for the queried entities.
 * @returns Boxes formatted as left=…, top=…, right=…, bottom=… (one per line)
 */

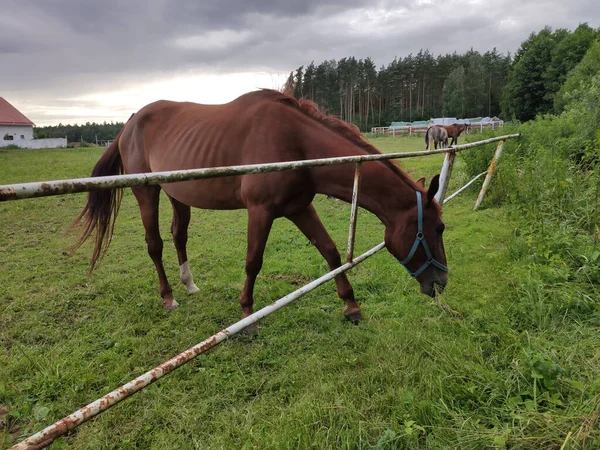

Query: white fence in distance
left=371, top=120, right=504, bottom=137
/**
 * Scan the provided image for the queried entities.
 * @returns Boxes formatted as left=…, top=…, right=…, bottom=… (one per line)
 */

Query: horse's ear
left=427, top=174, right=440, bottom=204
left=416, top=177, right=426, bottom=189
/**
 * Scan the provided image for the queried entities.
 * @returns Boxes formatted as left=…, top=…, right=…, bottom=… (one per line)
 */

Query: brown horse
left=73, top=89, right=448, bottom=323
left=440, top=123, right=469, bottom=146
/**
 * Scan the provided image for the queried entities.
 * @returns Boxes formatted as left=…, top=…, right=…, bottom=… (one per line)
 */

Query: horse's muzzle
left=420, top=278, right=447, bottom=297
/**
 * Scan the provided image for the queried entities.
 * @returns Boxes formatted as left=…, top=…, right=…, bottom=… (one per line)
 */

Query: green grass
left=1, top=137, right=599, bottom=449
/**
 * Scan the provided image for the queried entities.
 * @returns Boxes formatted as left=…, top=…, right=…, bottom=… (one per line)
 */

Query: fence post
left=435, top=149, right=456, bottom=205
left=346, top=163, right=362, bottom=263
left=474, top=140, right=505, bottom=210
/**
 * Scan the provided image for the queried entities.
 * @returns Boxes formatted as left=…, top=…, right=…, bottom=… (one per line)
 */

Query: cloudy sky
left=2, top=0, right=598, bottom=126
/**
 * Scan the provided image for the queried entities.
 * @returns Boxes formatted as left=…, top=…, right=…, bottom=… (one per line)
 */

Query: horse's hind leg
left=132, top=186, right=178, bottom=311
left=240, top=206, right=275, bottom=321
left=286, top=204, right=362, bottom=323
left=168, top=196, right=200, bottom=294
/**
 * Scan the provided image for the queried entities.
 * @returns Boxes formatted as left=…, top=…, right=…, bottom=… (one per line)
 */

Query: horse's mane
left=252, top=86, right=421, bottom=191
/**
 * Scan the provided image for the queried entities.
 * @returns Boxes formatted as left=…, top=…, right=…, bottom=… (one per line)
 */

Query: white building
left=0, top=97, right=67, bottom=148
left=0, top=97, right=35, bottom=141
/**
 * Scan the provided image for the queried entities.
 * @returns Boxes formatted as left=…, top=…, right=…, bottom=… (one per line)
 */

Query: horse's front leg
left=240, top=206, right=275, bottom=322
left=287, top=204, right=362, bottom=323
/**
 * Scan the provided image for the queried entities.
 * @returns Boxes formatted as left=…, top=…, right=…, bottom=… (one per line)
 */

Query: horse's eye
left=437, top=224, right=445, bottom=233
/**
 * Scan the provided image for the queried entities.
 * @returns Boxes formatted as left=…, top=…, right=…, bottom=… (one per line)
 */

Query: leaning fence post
left=434, top=149, right=456, bottom=205
left=346, top=163, right=362, bottom=262
left=474, top=140, right=505, bottom=210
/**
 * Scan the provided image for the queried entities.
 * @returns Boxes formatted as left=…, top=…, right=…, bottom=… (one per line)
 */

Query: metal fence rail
left=6, top=133, right=519, bottom=449
left=0, top=134, right=519, bottom=202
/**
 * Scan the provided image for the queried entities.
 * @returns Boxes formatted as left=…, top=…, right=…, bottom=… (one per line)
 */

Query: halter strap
left=400, top=191, right=449, bottom=278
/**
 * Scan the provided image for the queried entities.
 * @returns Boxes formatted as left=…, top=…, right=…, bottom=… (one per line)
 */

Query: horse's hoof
left=344, top=310, right=363, bottom=324
left=186, top=284, right=200, bottom=294
left=164, top=299, right=180, bottom=311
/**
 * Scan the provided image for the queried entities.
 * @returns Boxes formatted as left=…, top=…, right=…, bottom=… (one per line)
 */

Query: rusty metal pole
left=434, top=149, right=456, bottom=205
left=346, top=163, right=362, bottom=263
left=0, top=134, right=520, bottom=203
left=474, top=140, right=505, bottom=210
left=10, top=242, right=386, bottom=450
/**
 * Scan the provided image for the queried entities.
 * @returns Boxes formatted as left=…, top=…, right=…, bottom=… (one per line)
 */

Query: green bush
left=463, top=56, right=600, bottom=376
left=460, top=124, right=520, bottom=178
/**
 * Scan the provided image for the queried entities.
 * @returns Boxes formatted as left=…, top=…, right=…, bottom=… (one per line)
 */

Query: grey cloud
left=1, top=0, right=598, bottom=124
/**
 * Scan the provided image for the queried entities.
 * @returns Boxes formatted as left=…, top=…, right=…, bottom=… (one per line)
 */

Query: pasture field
left=1, top=137, right=598, bottom=449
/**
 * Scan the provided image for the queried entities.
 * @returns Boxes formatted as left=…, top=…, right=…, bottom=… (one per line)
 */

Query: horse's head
left=385, top=175, right=448, bottom=297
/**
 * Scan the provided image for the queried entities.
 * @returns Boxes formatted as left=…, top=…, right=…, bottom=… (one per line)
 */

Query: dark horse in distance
left=441, top=123, right=470, bottom=146
left=73, top=88, right=448, bottom=323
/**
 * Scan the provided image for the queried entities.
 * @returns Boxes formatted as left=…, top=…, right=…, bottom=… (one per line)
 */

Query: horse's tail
left=71, top=131, right=125, bottom=273
left=425, top=127, right=431, bottom=150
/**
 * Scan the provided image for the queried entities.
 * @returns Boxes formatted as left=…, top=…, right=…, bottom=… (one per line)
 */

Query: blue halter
left=400, top=191, right=449, bottom=278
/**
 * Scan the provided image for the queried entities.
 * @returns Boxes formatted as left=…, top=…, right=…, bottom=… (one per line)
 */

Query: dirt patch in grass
left=0, top=404, right=21, bottom=442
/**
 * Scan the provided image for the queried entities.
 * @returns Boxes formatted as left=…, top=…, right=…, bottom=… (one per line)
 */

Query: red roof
left=0, top=97, right=35, bottom=126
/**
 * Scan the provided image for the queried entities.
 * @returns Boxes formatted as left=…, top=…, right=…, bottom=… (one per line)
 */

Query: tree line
left=286, top=23, right=598, bottom=130
left=34, top=121, right=125, bottom=144
left=286, top=48, right=511, bottom=130
left=502, top=24, right=599, bottom=121
left=33, top=24, right=598, bottom=141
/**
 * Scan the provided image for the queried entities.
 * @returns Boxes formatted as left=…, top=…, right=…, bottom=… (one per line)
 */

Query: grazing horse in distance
left=440, top=123, right=470, bottom=146
left=425, top=126, right=448, bottom=150
left=72, top=88, right=448, bottom=325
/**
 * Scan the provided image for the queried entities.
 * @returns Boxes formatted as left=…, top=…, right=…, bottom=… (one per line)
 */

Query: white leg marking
left=180, top=261, right=200, bottom=294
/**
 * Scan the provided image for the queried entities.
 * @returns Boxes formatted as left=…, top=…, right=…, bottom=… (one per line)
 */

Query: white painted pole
left=346, top=163, right=362, bottom=263
left=0, top=134, right=520, bottom=202
left=443, top=171, right=487, bottom=204
left=474, top=140, right=505, bottom=210
left=434, top=150, right=456, bottom=205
